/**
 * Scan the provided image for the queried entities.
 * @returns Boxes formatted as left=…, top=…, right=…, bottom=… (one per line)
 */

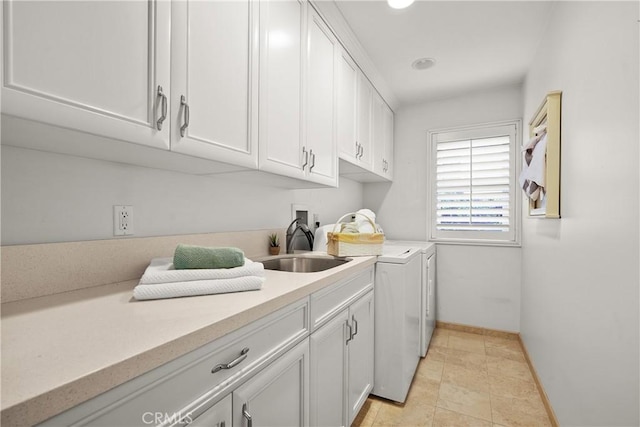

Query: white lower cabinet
left=309, top=269, right=375, bottom=427
left=233, top=339, right=309, bottom=427
left=189, top=395, right=231, bottom=427
left=346, top=292, right=375, bottom=423
left=309, top=310, right=348, bottom=427
left=37, top=300, right=309, bottom=427
left=36, top=267, right=375, bottom=427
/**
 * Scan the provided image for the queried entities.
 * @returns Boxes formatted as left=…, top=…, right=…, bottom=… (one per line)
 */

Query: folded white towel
left=357, top=223, right=376, bottom=233
left=139, top=257, right=264, bottom=285
left=341, top=222, right=360, bottom=234
left=133, top=276, right=265, bottom=301
left=355, top=209, right=376, bottom=225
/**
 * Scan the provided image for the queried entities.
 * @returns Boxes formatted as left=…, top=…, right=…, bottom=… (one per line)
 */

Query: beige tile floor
left=353, top=328, right=553, bottom=427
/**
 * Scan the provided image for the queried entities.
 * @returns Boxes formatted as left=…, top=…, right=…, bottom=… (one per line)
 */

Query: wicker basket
left=327, top=212, right=384, bottom=257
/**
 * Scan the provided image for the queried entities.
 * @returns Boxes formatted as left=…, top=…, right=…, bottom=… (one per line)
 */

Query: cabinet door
left=337, top=50, right=359, bottom=164
left=258, top=0, right=306, bottom=180
left=356, top=73, right=374, bottom=169
left=1, top=0, right=170, bottom=150
left=372, top=94, right=393, bottom=179
left=347, top=291, right=374, bottom=425
left=189, top=394, right=231, bottom=427
left=382, top=102, right=395, bottom=179
left=309, top=310, right=348, bottom=427
left=233, top=340, right=309, bottom=427
left=170, top=0, right=258, bottom=167
left=305, top=8, right=337, bottom=186
left=371, top=93, right=386, bottom=177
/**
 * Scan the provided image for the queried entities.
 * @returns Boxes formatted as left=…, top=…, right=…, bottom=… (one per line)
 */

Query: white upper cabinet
left=258, top=1, right=338, bottom=187
left=338, top=63, right=392, bottom=183
left=382, top=101, right=394, bottom=179
left=258, top=0, right=306, bottom=181
left=304, top=6, right=338, bottom=186
left=337, top=49, right=374, bottom=172
left=2, top=0, right=387, bottom=186
left=337, top=50, right=359, bottom=164
left=355, top=72, right=374, bottom=169
left=1, top=0, right=171, bottom=150
left=170, top=0, right=259, bottom=168
left=372, top=92, right=393, bottom=180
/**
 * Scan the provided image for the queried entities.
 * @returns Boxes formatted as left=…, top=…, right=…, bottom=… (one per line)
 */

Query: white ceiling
left=335, top=1, right=554, bottom=106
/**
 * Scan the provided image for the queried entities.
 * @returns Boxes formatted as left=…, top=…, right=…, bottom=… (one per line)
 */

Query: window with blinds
left=428, top=121, right=520, bottom=245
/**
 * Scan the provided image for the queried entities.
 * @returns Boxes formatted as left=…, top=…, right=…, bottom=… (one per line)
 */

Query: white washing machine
left=372, top=244, right=423, bottom=403
left=385, top=240, right=437, bottom=357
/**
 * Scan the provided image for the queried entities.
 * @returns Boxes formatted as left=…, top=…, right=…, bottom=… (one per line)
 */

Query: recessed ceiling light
left=412, top=58, right=436, bottom=70
left=387, top=0, right=415, bottom=9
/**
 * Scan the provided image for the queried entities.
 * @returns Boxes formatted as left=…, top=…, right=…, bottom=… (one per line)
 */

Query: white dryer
left=372, top=245, right=422, bottom=403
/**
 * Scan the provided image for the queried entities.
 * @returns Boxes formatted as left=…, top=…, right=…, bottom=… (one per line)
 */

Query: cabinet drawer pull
left=359, top=145, right=364, bottom=159
left=156, top=85, right=167, bottom=131
left=242, top=403, right=253, bottom=427
left=302, top=147, right=309, bottom=170
left=352, top=316, right=358, bottom=338
left=211, top=347, right=250, bottom=373
left=346, top=321, right=353, bottom=345
left=310, top=150, right=316, bottom=171
left=180, top=95, right=190, bottom=137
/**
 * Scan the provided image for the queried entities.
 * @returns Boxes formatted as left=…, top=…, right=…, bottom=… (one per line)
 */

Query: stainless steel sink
left=261, top=255, right=351, bottom=273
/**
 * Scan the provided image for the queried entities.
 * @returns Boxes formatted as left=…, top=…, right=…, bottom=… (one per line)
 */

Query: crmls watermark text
left=142, top=411, right=193, bottom=425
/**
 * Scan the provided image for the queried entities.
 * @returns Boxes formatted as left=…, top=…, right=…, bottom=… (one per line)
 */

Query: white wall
left=364, top=84, right=523, bottom=332
left=1, top=146, right=364, bottom=245
left=521, top=2, right=639, bottom=426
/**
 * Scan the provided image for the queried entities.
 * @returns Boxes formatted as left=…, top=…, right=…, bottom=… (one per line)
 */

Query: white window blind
left=429, top=121, right=520, bottom=245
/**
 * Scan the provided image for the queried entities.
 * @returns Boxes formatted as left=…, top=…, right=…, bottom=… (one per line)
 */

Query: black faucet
left=285, top=218, right=315, bottom=254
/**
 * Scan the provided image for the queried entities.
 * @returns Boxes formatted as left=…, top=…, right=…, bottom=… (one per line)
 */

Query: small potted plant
left=268, top=233, right=280, bottom=255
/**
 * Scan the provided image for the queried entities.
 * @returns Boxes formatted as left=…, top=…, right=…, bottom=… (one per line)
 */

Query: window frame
left=428, top=119, right=522, bottom=247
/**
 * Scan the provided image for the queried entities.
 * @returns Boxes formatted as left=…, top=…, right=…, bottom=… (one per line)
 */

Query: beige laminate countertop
left=1, top=254, right=376, bottom=426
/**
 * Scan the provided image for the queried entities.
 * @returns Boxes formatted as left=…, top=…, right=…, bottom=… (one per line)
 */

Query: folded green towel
left=173, top=245, right=245, bottom=270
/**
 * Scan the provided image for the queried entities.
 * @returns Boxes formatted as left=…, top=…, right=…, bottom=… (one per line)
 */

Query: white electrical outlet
left=113, top=205, right=134, bottom=236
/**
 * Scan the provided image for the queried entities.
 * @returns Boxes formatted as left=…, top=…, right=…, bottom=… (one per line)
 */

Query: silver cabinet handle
left=302, top=147, right=309, bottom=170
left=355, top=142, right=360, bottom=158
left=211, top=347, right=250, bottom=373
left=359, top=145, right=364, bottom=159
left=345, top=321, right=353, bottom=345
left=310, top=150, right=316, bottom=171
left=242, top=403, right=253, bottom=427
left=180, top=95, right=190, bottom=137
left=352, top=316, right=358, bottom=338
left=156, top=85, right=167, bottom=130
